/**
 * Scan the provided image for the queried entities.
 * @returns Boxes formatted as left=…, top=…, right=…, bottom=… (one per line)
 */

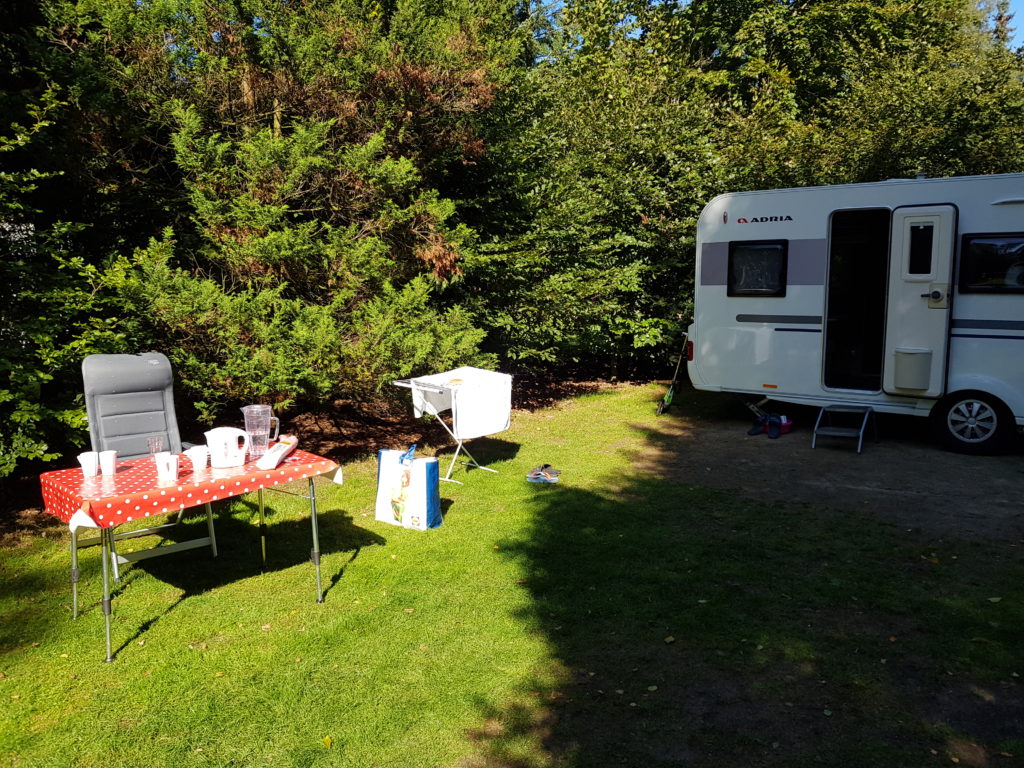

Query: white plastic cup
left=184, top=445, right=209, bottom=469
left=78, top=451, right=99, bottom=478
left=99, top=450, right=118, bottom=475
left=154, top=451, right=179, bottom=482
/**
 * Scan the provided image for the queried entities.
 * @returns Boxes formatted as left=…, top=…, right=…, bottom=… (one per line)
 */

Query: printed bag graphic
left=375, top=445, right=442, bottom=530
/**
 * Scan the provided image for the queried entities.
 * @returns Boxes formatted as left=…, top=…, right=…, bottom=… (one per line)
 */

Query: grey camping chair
left=82, top=352, right=184, bottom=459
left=76, top=353, right=217, bottom=587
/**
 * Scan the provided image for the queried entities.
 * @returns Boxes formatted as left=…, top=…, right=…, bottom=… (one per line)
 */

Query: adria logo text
left=737, top=215, right=794, bottom=223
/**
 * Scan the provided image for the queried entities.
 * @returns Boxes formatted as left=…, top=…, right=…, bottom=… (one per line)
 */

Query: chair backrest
left=82, top=353, right=183, bottom=459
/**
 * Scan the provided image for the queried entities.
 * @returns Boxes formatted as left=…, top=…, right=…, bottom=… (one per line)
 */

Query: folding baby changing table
left=394, top=366, right=512, bottom=484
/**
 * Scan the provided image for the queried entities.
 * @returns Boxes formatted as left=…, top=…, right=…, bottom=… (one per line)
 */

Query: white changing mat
left=408, top=366, right=512, bottom=440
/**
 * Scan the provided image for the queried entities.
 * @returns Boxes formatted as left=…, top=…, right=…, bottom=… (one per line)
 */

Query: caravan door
left=883, top=205, right=957, bottom=398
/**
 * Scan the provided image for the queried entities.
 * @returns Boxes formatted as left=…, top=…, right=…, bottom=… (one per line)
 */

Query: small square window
left=959, top=233, right=1024, bottom=293
left=728, top=241, right=788, bottom=297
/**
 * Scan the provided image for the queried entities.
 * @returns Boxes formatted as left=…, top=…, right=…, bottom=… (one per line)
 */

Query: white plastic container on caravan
left=686, top=172, right=1024, bottom=453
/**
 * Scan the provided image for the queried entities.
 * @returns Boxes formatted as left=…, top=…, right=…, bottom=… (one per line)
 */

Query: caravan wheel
left=931, top=391, right=1014, bottom=455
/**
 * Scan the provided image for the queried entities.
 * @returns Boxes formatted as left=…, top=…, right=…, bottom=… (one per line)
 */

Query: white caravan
left=686, top=172, right=1024, bottom=453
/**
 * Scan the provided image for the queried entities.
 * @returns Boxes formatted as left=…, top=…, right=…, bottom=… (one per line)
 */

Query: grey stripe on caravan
left=736, top=314, right=823, bottom=324
left=700, top=239, right=827, bottom=286
left=952, top=334, right=1024, bottom=341
left=951, top=319, right=1024, bottom=331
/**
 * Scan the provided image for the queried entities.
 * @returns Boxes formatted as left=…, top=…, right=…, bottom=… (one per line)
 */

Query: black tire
left=930, top=390, right=1015, bottom=455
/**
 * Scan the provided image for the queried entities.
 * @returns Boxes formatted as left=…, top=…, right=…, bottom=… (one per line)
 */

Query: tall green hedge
left=2, top=0, right=1023, bottom=476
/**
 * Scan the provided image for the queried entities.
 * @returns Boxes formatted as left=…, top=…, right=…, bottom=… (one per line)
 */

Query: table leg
left=205, top=503, right=218, bottom=557
left=70, top=528, right=80, bottom=620
left=308, top=477, right=323, bottom=603
left=101, top=528, right=114, bottom=663
left=258, top=488, right=267, bottom=570
left=110, top=533, right=121, bottom=583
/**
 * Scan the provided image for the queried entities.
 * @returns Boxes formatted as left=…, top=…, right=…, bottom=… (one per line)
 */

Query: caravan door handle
left=921, top=290, right=942, bottom=300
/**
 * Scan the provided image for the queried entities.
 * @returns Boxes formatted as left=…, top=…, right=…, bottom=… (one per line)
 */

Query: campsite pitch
left=1, top=383, right=1022, bottom=767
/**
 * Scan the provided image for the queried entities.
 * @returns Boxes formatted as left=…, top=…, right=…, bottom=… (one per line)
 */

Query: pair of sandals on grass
left=747, top=414, right=785, bottom=439
left=527, top=464, right=561, bottom=483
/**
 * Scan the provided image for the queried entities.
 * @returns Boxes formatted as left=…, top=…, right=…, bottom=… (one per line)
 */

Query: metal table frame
left=54, top=464, right=331, bottom=662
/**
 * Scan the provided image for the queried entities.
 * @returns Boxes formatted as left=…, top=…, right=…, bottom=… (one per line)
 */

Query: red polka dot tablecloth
left=40, top=449, right=339, bottom=528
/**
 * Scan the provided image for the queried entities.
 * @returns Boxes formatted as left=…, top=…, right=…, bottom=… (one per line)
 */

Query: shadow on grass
left=430, top=437, right=520, bottom=475
left=115, top=501, right=384, bottom=650
left=464, top=408, right=1024, bottom=767
left=0, top=495, right=384, bottom=660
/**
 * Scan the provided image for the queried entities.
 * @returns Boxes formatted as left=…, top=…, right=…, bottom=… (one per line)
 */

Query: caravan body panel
left=688, top=173, right=1024, bottom=430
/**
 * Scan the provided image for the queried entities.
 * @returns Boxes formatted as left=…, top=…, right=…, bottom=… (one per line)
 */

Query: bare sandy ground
left=647, top=387, right=1024, bottom=542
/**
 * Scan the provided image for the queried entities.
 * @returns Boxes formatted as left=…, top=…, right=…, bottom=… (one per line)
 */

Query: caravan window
left=959, top=233, right=1024, bottom=293
left=727, top=241, right=788, bottom=297
left=908, top=224, right=934, bottom=275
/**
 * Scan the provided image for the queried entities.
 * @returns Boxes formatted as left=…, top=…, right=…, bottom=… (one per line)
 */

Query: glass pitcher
left=240, top=404, right=280, bottom=458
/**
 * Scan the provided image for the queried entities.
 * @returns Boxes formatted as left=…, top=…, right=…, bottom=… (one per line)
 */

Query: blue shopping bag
left=375, top=445, right=442, bottom=530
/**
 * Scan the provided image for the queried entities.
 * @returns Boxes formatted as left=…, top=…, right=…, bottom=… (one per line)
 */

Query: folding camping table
left=40, top=449, right=339, bottom=661
left=394, top=366, right=512, bottom=484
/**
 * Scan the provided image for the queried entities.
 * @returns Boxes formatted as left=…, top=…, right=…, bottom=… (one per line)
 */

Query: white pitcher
left=204, top=427, right=252, bottom=468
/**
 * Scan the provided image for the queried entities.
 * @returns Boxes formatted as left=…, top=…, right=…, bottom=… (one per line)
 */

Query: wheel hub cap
left=948, top=400, right=996, bottom=443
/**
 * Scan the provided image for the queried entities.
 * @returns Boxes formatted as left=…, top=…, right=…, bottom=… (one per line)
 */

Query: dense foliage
left=2, top=0, right=1023, bottom=475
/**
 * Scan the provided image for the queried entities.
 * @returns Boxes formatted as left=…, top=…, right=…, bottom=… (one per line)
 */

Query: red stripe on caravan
left=762, top=384, right=778, bottom=389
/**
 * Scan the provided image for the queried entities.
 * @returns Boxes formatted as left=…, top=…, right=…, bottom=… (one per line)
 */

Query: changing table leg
left=443, top=442, right=464, bottom=482
left=258, top=488, right=267, bottom=570
left=101, top=528, right=114, bottom=662
left=457, top=442, right=497, bottom=474
left=70, top=529, right=80, bottom=620
left=309, top=477, right=323, bottom=603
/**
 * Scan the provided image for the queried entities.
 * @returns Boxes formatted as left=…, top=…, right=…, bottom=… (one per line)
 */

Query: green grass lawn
left=2, top=384, right=1023, bottom=768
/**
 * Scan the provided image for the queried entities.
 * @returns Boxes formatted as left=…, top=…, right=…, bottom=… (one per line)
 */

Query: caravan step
left=813, top=426, right=863, bottom=438
left=811, top=405, right=877, bottom=454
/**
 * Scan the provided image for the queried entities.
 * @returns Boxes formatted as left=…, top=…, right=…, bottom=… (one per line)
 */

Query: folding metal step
left=812, top=405, right=877, bottom=454
left=814, top=426, right=863, bottom=438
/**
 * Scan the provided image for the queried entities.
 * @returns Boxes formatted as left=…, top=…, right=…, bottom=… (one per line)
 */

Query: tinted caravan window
left=959, top=233, right=1024, bottom=293
left=727, top=241, right=788, bottom=297
left=908, top=224, right=934, bottom=275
